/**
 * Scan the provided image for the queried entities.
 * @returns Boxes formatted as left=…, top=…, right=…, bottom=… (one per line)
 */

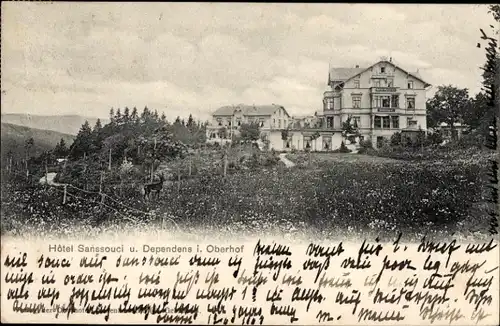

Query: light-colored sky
left=1, top=3, right=496, bottom=121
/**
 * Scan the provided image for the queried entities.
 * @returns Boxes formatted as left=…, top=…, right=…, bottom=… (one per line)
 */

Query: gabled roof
left=328, top=67, right=366, bottom=82
left=328, top=60, right=431, bottom=88
left=212, top=104, right=288, bottom=117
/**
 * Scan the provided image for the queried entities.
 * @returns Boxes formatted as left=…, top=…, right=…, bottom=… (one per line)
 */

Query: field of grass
left=1, top=147, right=496, bottom=241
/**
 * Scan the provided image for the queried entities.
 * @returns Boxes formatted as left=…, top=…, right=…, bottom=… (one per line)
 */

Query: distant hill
left=1, top=123, right=75, bottom=164
left=1, top=113, right=108, bottom=135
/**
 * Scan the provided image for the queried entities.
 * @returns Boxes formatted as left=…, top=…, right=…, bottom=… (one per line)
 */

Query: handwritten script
left=1, top=236, right=499, bottom=324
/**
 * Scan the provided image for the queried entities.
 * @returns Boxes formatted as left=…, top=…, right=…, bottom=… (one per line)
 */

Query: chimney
left=390, top=57, right=392, bottom=62
left=355, top=65, right=359, bottom=68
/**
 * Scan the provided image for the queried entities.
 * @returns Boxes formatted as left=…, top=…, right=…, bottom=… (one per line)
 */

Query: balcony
left=370, top=87, right=398, bottom=93
left=373, top=107, right=398, bottom=113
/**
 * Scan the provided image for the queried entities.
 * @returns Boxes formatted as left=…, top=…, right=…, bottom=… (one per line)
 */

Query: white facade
left=323, top=60, right=431, bottom=147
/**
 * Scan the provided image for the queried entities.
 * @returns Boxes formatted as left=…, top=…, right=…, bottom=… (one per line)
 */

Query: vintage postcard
left=1, top=2, right=499, bottom=325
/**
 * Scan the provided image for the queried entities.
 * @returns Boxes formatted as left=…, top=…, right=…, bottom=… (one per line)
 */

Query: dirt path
left=279, top=153, right=296, bottom=168
left=39, top=172, right=66, bottom=186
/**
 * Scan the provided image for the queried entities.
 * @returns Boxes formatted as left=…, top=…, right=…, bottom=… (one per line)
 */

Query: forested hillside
left=1, top=122, right=75, bottom=167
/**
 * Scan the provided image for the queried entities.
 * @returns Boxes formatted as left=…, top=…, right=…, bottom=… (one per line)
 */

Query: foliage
left=426, top=85, right=469, bottom=136
left=239, top=122, right=260, bottom=142
left=341, top=115, right=359, bottom=137
left=53, top=138, right=69, bottom=157
left=281, top=129, right=289, bottom=141
left=390, top=132, right=402, bottom=146
left=427, top=131, right=444, bottom=146
left=332, top=141, right=351, bottom=153
left=2, top=153, right=491, bottom=240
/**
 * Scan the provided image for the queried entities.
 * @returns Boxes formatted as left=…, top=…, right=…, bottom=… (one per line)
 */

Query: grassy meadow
left=1, top=144, right=496, bottom=241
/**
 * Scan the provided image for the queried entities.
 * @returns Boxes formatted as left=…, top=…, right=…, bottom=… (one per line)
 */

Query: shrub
left=332, top=141, right=352, bottom=153
left=390, top=132, right=402, bottom=146
left=427, top=131, right=444, bottom=145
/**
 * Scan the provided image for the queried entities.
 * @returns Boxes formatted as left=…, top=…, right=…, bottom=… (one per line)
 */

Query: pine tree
left=109, top=108, right=115, bottom=124
left=131, top=107, right=139, bottom=123
left=93, top=118, right=102, bottom=133
left=70, top=120, right=93, bottom=159
left=123, top=107, right=130, bottom=124
left=115, top=108, right=122, bottom=125
left=187, top=114, right=195, bottom=129
left=141, top=106, right=151, bottom=123
left=54, top=138, right=68, bottom=157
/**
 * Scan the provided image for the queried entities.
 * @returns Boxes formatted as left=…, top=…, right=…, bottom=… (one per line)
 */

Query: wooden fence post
left=223, top=148, right=228, bottom=177
left=45, top=158, right=48, bottom=185
left=177, top=164, right=181, bottom=193
left=99, top=171, right=105, bottom=206
left=63, top=185, right=67, bottom=204
left=108, top=148, right=112, bottom=171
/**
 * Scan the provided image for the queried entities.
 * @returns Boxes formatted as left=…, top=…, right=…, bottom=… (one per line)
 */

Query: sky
left=1, top=3, right=497, bottom=121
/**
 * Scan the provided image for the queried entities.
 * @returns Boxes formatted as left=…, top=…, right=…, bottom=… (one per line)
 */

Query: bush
left=390, top=132, right=402, bottom=146
left=427, top=131, right=444, bottom=146
left=332, top=141, right=352, bottom=153
left=446, top=132, right=485, bottom=150
left=2, top=152, right=490, bottom=240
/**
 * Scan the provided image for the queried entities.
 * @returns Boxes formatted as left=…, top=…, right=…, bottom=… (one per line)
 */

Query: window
left=326, top=116, right=334, bottom=128
left=354, top=79, right=360, bottom=88
left=352, top=116, right=360, bottom=128
left=387, top=78, right=394, bottom=87
left=217, top=119, right=222, bottom=126
left=325, top=98, right=334, bottom=110
left=259, top=119, right=265, bottom=127
left=374, top=116, right=382, bottom=129
left=391, top=95, right=399, bottom=108
left=377, top=136, right=384, bottom=148
left=407, top=118, right=417, bottom=127
left=391, top=116, right=399, bottom=129
left=352, top=96, right=361, bottom=108
left=237, top=119, right=241, bottom=126
left=359, top=136, right=365, bottom=142
left=278, top=119, right=282, bottom=128
left=381, top=66, right=386, bottom=74
left=408, top=81, right=414, bottom=89
left=382, top=96, right=391, bottom=108
left=407, top=97, right=415, bottom=110
left=374, top=79, right=381, bottom=87
left=323, top=136, right=331, bottom=150
left=304, top=137, right=311, bottom=149
left=382, top=116, right=390, bottom=129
